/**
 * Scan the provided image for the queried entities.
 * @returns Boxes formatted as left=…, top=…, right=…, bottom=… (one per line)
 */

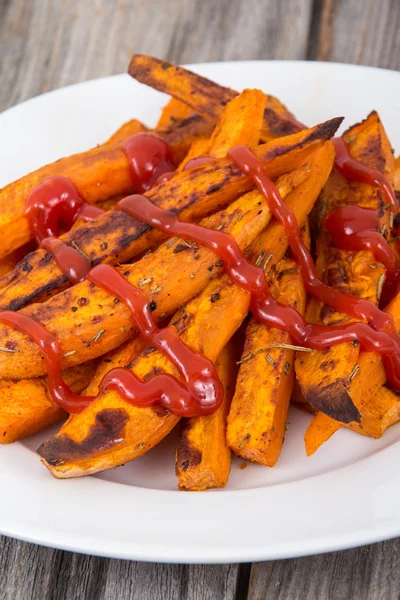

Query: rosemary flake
left=137, top=277, right=153, bottom=287
left=237, top=433, right=250, bottom=449
left=167, top=237, right=178, bottom=249
left=337, top=262, right=347, bottom=281
left=135, top=442, right=145, bottom=451
left=263, top=253, right=273, bottom=271
left=0, top=345, right=18, bottom=353
left=369, top=264, right=378, bottom=269
left=376, top=273, right=385, bottom=301
left=390, top=212, right=394, bottom=229
left=216, top=225, right=224, bottom=231
left=120, top=327, right=130, bottom=334
left=283, top=362, right=290, bottom=375
left=92, top=328, right=106, bottom=343
left=266, top=354, right=276, bottom=365
left=349, top=364, right=360, bottom=381
left=62, top=349, right=77, bottom=358
left=255, top=250, right=266, bottom=267
left=151, top=286, right=163, bottom=294
left=279, top=268, right=298, bottom=278
left=70, top=240, right=90, bottom=262
left=346, top=135, right=357, bottom=143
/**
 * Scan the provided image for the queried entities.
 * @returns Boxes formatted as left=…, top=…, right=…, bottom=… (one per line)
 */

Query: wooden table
left=1, top=1, right=400, bottom=598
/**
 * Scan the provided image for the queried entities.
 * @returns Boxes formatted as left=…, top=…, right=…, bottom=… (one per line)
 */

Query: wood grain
left=0, top=0, right=314, bottom=111
left=308, top=0, right=400, bottom=69
left=1, top=0, right=400, bottom=599
left=248, top=539, right=400, bottom=600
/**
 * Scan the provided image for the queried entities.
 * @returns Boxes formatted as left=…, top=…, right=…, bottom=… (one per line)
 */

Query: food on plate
left=1, top=55, right=400, bottom=490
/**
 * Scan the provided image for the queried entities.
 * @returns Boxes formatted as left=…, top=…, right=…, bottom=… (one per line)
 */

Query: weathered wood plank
left=308, top=0, right=400, bottom=69
left=248, top=538, right=400, bottom=600
left=0, top=0, right=314, bottom=111
left=0, top=535, right=241, bottom=600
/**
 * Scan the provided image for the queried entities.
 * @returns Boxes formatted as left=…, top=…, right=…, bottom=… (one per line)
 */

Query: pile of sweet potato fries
left=0, top=54, right=399, bottom=490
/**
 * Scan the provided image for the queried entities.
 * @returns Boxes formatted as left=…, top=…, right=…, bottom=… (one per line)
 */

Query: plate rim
left=1, top=59, right=400, bottom=563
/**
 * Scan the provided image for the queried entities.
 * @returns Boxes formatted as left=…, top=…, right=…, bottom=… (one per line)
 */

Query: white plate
left=1, top=61, right=400, bottom=563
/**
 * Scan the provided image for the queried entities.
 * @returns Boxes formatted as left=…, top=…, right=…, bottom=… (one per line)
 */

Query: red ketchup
left=25, top=175, right=105, bottom=243
left=323, top=206, right=397, bottom=278
left=123, top=132, right=176, bottom=192
left=25, top=176, right=104, bottom=282
left=41, top=237, right=91, bottom=284
left=333, top=137, right=398, bottom=212
left=183, top=156, right=212, bottom=170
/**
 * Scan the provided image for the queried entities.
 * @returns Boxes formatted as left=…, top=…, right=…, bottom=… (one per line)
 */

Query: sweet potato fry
left=0, top=114, right=213, bottom=259
left=0, top=361, right=97, bottom=444
left=128, top=55, right=304, bottom=141
left=295, top=112, right=396, bottom=423
left=36, top=141, right=333, bottom=477
left=0, top=118, right=341, bottom=311
left=176, top=341, right=237, bottom=490
left=346, top=385, right=400, bottom=438
left=304, top=292, right=400, bottom=454
left=177, top=89, right=265, bottom=170
left=37, top=147, right=329, bottom=478
left=157, top=98, right=194, bottom=129
left=105, top=119, right=148, bottom=144
left=227, top=259, right=307, bottom=466
left=205, top=89, right=266, bottom=158
left=0, top=168, right=307, bottom=379
left=38, top=272, right=251, bottom=478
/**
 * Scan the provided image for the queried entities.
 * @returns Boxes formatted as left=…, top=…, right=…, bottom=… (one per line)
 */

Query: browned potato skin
left=176, top=341, right=237, bottom=491
left=0, top=114, right=213, bottom=261
left=128, top=55, right=304, bottom=141
left=0, top=118, right=341, bottom=313
left=0, top=361, right=97, bottom=444
left=296, top=112, right=396, bottom=424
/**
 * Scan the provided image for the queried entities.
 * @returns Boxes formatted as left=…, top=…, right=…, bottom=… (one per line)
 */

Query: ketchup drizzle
left=26, top=175, right=105, bottom=243
left=10, top=130, right=400, bottom=418
left=41, top=238, right=91, bottom=284
left=89, top=264, right=223, bottom=416
left=123, top=132, right=176, bottom=193
left=0, top=312, right=91, bottom=413
left=333, top=137, right=398, bottom=213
